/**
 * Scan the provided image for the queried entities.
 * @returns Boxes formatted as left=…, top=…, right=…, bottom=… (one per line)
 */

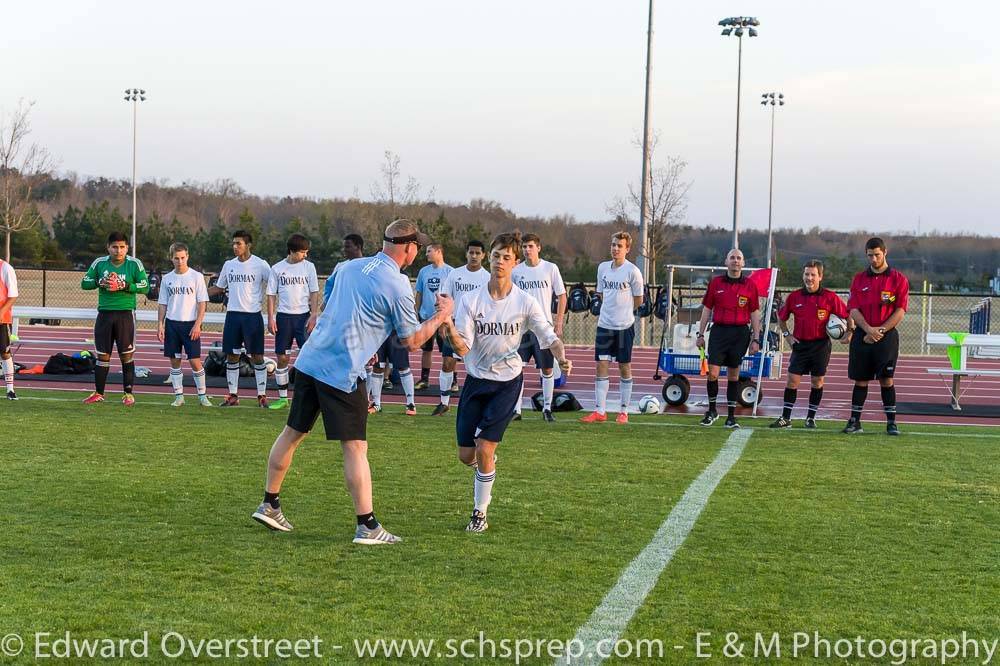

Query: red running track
left=8, top=325, right=1000, bottom=427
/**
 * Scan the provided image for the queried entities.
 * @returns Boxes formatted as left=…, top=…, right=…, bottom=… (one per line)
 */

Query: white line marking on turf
left=555, top=428, right=753, bottom=666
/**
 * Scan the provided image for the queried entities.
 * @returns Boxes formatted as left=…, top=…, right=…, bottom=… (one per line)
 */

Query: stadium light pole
left=719, top=16, right=759, bottom=251
left=637, top=0, right=655, bottom=288
left=761, top=91, right=784, bottom=269
left=124, top=88, right=146, bottom=258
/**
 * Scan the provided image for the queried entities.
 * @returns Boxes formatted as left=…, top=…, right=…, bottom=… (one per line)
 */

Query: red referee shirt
left=778, top=287, right=849, bottom=341
left=702, top=274, right=760, bottom=326
left=847, top=266, right=909, bottom=327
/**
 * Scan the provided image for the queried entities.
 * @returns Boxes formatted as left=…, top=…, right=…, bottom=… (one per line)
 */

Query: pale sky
left=3, top=1, right=998, bottom=235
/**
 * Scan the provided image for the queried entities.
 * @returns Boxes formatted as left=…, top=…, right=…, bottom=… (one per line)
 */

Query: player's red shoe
left=82, top=392, right=105, bottom=404
left=405, top=404, right=417, bottom=416
left=220, top=394, right=240, bottom=407
left=122, top=393, right=135, bottom=407
left=257, top=395, right=269, bottom=409
left=579, top=411, right=607, bottom=424
left=615, top=412, right=629, bottom=424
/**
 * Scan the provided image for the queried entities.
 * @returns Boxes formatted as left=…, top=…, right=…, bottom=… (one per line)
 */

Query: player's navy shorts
left=94, top=310, right=136, bottom=356
left=848, top=328, right=899, bottom=381
left=787, top=337, right=832, bottom=377
left=275, top=312, right=309, bottom=355
left=376, top=333, right=410, bottom=370
left=223, top=311, right=265, bottom=356
left=456, top=374, right=524, bottom=447
left=595, top=325, right=635, bottom=363
left=0, top=323, right=11, bottom=355
left=518, top=331, right=554, bottom=369
left=163, top=319, right=201, bottom=359
left=286, top=370, right=367, bottom=441
left=707, top=323, right=751, bottom=368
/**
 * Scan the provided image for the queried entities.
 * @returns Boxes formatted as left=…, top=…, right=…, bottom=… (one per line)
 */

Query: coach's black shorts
left=848, top=328, right=899, bottom=381
left=223, top=311, right=265, bottom=356
left=275, top=312, right=309, bottom=355
left=376, top=333, right=410, bottom=370
left=707, top=323, right=751, bottom=369
left=456, top=374, right=523, bottom=447
left=286, top=370, right=368, bottom=441
left=163, top=319, right=201, bottom=359
left=787, top=337, right=832, bottom=377
left=0, top=323, right=11, bottom=355
left=420, top=328, right=455, bottom=356
left=594, top=325, right=635, bottom=363
left=94, top=310, right=135, bottom=356
left=518, top=331, right=554, bottom=369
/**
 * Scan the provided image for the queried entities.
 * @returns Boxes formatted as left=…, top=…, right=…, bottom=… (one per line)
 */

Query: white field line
left=555, top=428, right=753, bottom=666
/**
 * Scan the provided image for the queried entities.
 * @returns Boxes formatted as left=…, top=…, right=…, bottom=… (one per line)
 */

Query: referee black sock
left=95, top=359, right=110, bottom=395
left=726, top=380, right=739, bottom=419
left=782, top=388, right=797, bottom=420
left=357, top=512, right=379, bottom=530
left=851, top=385, right=868, bottom=421
left=807, top=387, right=824, bottom=420
left=263, top=491, right=280, bottom=509
left=706, top=379, right=719, bottom=413
left=122, top=361, right=135, bottom=394
left=881, top=385, right=897, bottom=424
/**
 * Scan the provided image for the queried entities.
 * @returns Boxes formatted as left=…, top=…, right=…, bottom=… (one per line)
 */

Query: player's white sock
left=192, top=368, right=207, bottom=396
left=2, top=357, right=13, bottom=393
left=275, top=367, right=290, bottom=398
left=474, top=468, right=496, bottom=514
left=226, top=362, right=240, bottom=395
left=515, top=381, right=524, bottom=415
left=541, top=371, right=554, bottom=411
left=439, top=370, right=453, bottom=406
left=399, top=369, right=414, bottom=404
left=370, top=370, right=384, bottom=408
left=595, top=376, right=610, bottom=415
left=253, top=363, right=267, bottom=396
left=169, top=368, right=184, bottom=395
left=619, top=377, right=634, bottom=412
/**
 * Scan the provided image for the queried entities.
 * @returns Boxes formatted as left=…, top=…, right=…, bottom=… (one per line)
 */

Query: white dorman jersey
left=511, top=259, right=566, bottom=326
left=158, top=269, right=209, bottom=321
left=267, top=258, right=319, bottom=314
left=215, top=255, right=272, bottom=313
left=596, top=259, right=644, bottom=330
left=454, top=284, right=558, bottom=382
left=440, top=265, right=490, bottom=312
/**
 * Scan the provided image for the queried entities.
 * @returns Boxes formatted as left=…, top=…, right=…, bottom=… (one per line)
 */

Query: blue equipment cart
left=657, top=348, right=782, bottom=407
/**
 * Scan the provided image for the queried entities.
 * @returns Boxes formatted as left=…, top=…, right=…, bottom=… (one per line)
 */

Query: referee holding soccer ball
left=770, top=260, right=850, bottom=429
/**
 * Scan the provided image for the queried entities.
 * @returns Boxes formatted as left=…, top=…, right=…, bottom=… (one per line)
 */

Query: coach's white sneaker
left=171, top=395, right=185, bottom=407
left=353, top=523, right=402, bottom=545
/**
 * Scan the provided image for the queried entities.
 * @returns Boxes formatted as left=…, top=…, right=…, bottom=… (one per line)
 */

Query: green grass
left=2, top=389, right=997, bottom=664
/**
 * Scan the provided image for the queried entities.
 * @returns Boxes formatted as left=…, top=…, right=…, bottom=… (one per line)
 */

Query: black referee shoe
left=842, top=418, right=864, bottom=434
left=769, top=417, right=792, bottom=429
left=699, top=411, right=719, bottom=426
left=886, top=423, right=900, bottom=436
left=724, top=416, right=741, bottom=429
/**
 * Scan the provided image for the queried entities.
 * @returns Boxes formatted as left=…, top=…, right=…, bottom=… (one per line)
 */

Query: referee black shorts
left=848, top=328, right=899, bottom=381
left=706, top=324, right=751, bottom=369
left=787, top=338, right=832, bottom=377
left=94, top=310, right=136, bottom=356
left=286, top=370, right=368, bottom=441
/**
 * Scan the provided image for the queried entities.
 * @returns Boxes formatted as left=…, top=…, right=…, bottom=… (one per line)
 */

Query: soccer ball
left=263, top=357, right=277, bottom=375
left=638, top=395, right=661, bottom=415
left=826, top=314, right=848, bottom=340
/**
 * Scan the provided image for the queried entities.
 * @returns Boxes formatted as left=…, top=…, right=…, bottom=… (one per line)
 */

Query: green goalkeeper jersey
left=81, top=255, right=150, bottom=310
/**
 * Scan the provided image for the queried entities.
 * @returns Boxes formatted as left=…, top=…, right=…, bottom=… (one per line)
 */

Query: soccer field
left=3, top=390, right=998, bottom=664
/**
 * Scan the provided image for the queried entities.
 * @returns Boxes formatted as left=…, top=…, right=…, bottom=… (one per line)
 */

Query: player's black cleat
left=724, top=416, right=741, bottom=429
left=769, top=417, right=792, bottom=429
left=511, top=412, right=522, bottom=421
left=430, top=403, right=450, bottom=416
left=414, top=379, right=429, bottom=390
left=699, top=411, right=719, bottom=427
left=804, top=417, right=817, bottom=429
left=886, top=423, right=900, bottom=436
left=542, top=409, right=555, bottom=423
left=6, top=391, right=16, bottom=401
left=842, top=418, right=864, bottom=434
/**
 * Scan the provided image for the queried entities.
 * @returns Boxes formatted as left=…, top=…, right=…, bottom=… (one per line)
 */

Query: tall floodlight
left=718, top=16, right=759, bottom=250
left=123, top=88, right=147, bottom=257
left=637, top=0, right=655, bottom=286
left=761, top=92, right=784, bottom=268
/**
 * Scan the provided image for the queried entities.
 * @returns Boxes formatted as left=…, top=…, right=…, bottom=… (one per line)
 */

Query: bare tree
left=1, top=100, right=55, bottom=261
left=370, top=150, right=433, bottom=217
left=607, top=134, right=691, bottom=283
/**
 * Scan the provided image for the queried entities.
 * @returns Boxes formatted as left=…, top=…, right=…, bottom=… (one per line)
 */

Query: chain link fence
left=11, top=269, right=997, bottom=356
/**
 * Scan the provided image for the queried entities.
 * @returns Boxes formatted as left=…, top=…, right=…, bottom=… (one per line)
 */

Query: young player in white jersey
left=266, top=234, right=320, bottom=410
left=0, top=258, right=19, bottom=400
left=251, top=219, right=453, bottom=545
left=580, top=231, right=644, bottom=425
left=413, top=243, right=453, bottom=392
left=207, top=230, right=273, bottom=408
left=440, top=232, right=572, bottom=533
left=157, top=243, right=212, bottom=407
left=432, top=240, right=489, bottom=415
left=511, top=233, right=567, bottom=422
